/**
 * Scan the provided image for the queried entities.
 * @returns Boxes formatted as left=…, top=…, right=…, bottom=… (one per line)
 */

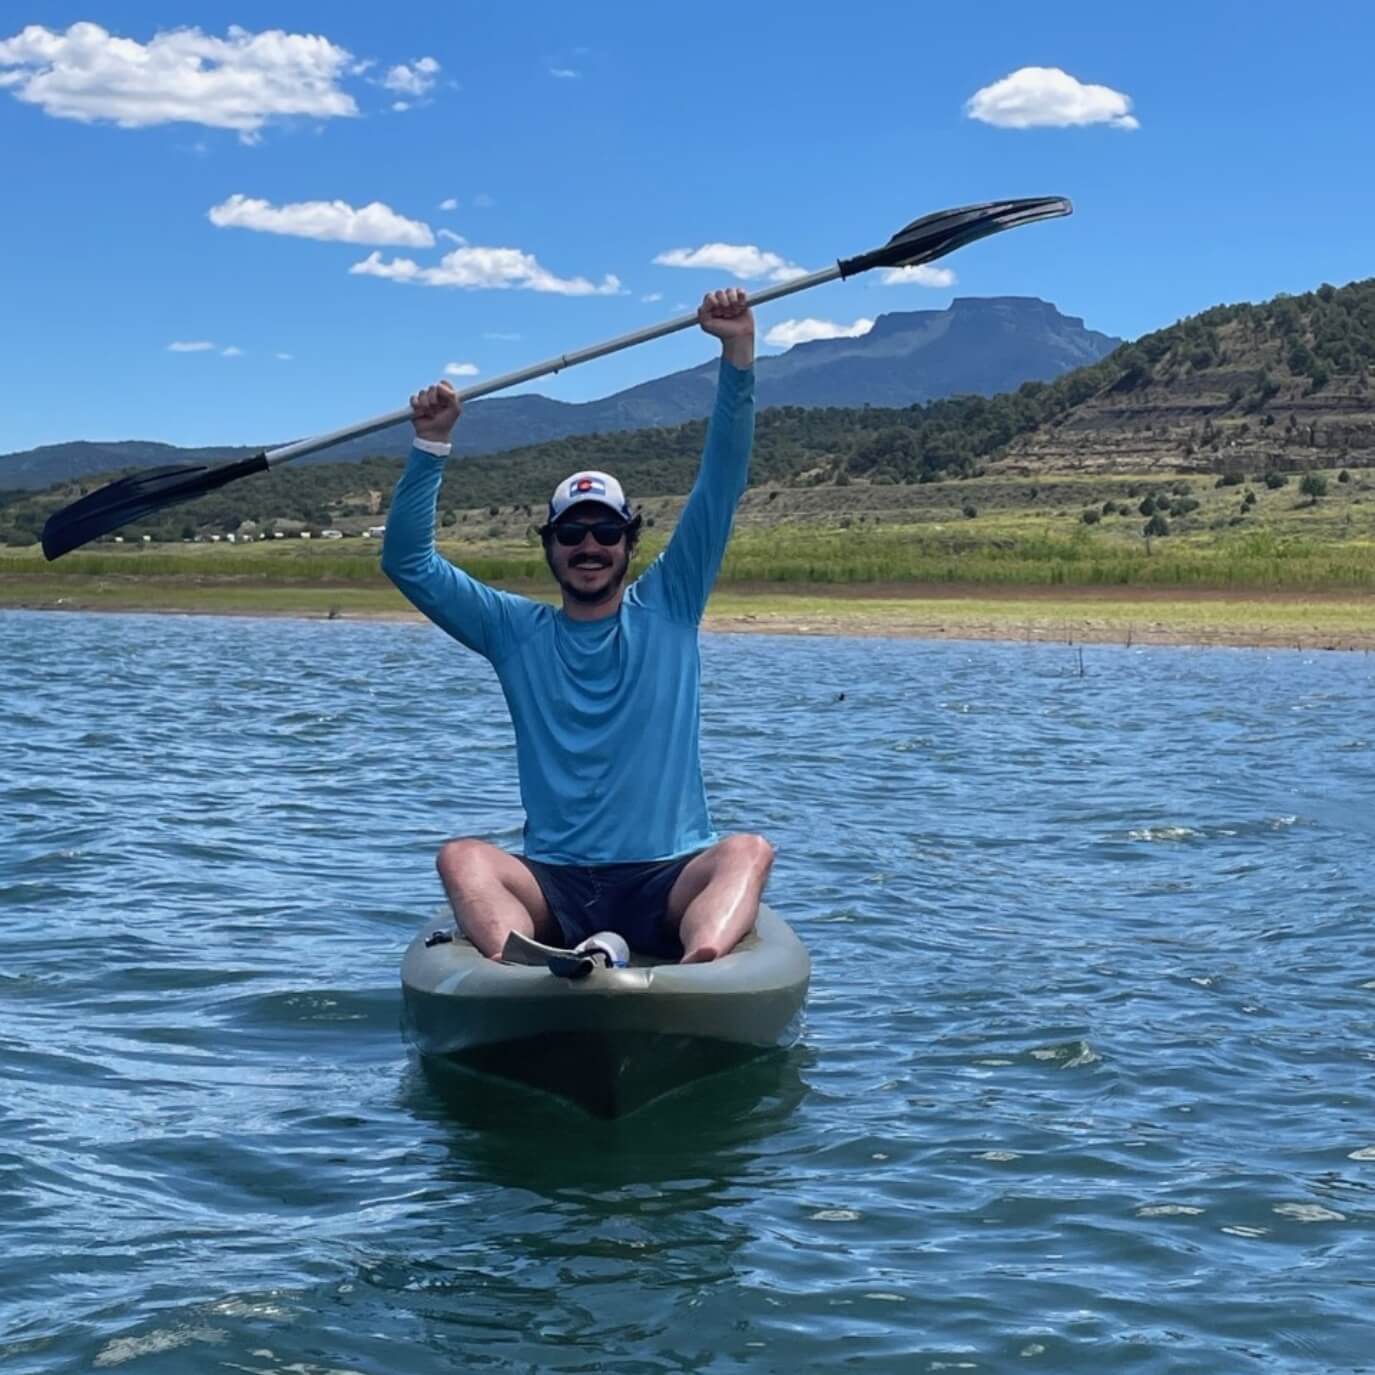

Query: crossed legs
left=435, top=832, right=775, bottom=964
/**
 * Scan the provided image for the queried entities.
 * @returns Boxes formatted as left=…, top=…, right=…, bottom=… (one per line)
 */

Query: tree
left=1299, top=472, right=1328, bottom=503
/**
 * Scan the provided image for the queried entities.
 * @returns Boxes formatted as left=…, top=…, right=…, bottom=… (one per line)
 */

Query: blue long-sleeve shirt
left=382, top=357, right=755, bottom=865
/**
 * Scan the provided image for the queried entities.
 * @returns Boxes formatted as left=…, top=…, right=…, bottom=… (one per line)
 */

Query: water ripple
left=2, top=611, right=1374, bottom=1372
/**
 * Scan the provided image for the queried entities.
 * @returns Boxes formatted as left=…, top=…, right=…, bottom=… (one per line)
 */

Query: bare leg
left=666, top=833, right=775, bottom=965
left=435, top=838, right=561, bottom=960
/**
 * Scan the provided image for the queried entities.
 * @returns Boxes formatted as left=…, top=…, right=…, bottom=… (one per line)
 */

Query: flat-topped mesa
left=0, top=297, right=1123, bottom=490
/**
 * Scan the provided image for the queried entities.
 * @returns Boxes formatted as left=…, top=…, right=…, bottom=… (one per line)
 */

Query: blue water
left=2, top=608, right=1374, bottom=1373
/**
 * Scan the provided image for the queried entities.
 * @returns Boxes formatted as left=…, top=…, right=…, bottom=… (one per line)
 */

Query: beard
left=549, top=545, right=631, bottom=605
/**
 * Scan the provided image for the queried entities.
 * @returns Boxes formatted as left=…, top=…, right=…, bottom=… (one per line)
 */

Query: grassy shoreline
left=2, top=573, right=1371, bottom=650
left=5, top=474, right=1374, bottom=649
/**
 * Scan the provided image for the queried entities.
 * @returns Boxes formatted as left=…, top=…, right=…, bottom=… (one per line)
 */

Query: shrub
left=1243, top=490, right=1257, bottom=508
left=962, top=503, right=978, bottom=519
left=1338, top=469, right=1351, bottom=484
left=1138, top=495, right=1157, bottom=516
left=1143, top=513, right=1171, bottom=537
left=1081, top=508, right=1101, bottom=525
left=1299, top=472, right=1328, bottom=502
left=1264, top=471, right=1288, bottom=489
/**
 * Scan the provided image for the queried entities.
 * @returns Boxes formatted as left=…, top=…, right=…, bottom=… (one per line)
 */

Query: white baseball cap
left=548, top=470, right=632, bottom=523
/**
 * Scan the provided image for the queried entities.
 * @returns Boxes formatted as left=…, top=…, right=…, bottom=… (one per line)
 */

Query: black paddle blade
left=838, top=196, right=1071, bottom=279
left=41, top=452, right=270, bottom=561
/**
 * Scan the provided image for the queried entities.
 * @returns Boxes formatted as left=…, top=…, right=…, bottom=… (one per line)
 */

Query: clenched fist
left=697, top=288, right=755, bottom=368
left=410, top=381, right=462, bottom=443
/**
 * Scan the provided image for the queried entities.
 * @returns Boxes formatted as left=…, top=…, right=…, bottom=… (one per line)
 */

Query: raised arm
left=636, top=289, right=756, bottom=624
left=381, top=382, right=524, bottom=660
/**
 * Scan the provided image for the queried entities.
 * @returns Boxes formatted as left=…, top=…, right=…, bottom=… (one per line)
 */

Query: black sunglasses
left=549, top=520, right=629, bottom=547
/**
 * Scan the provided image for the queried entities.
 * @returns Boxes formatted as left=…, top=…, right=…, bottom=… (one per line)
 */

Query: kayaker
left=383, top=288, right=772, bottom=964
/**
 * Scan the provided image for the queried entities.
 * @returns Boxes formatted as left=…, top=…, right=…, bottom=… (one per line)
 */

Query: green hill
left=1, top=278, right=1371, bottom=548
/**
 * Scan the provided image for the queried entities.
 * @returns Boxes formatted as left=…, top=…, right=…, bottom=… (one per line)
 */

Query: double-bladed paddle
left=40, top=196, right=1071, bottom=560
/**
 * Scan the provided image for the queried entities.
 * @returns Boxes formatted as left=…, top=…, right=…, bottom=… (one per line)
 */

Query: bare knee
left=436, top=837, right=499, bottom=890
left=720, top=832, right=775, bottom=875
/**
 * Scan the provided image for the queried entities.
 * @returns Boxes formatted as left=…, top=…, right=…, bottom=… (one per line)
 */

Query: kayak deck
left=401, top=902, right=810, bottom=1116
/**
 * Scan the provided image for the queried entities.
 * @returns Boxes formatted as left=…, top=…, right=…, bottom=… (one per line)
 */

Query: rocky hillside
left=994, top=280, right=1375, bottom=475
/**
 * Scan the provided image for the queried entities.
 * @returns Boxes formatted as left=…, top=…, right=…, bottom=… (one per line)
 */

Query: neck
left=560, top=586, right=625, bottom=621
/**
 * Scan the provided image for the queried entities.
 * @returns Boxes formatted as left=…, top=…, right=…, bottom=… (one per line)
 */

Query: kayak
left=400, top=903, right=810, bottom=1117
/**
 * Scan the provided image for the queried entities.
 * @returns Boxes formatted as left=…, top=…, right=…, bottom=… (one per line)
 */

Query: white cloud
left=167, top=340, right=215, bottom=352
left=549, top=67, right=580, bottom=79
left=483, top=331, right=522, bottom=341
left=208, top=193, right=434, bottom=247
left=438, top=228, right=466, bottom=244
left=641, top=292, right=663, bottom=303
left=966, top=66, right=1138, bottom=130
left=881, top=264, right=957, bottom=287
left=382, top=55, right=439, bottom=97
left=350, top=246, right=623, bottom=295
left=438, top=197, right=458, bottom=211
left=654, top=242, right=806, bottom=283
left=0, top=22, right=358, bottom=137
left=473, top=192, right=495, bottom=208
left=444, top=361, right=479, bottom=376
left=392, top=100, right=410, bottom=112
left=275, top=352, right=294, bottom=360
left=221, top=345, right=244, bottom=357
left=764, top=317, right=874, bottom=348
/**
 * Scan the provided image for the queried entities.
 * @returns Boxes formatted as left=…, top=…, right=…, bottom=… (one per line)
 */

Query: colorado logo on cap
left=549, top=469, right=630, bottom=521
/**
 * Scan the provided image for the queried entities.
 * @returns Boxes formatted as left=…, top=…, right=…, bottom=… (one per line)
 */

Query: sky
left=2, top=0, right=1373, bottom=455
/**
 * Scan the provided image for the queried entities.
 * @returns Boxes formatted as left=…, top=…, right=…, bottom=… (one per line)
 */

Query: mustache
left=569, top=553, right=612, bottom=568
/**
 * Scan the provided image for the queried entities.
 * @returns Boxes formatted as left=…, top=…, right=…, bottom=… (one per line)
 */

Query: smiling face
left=545, top=501, right=633, bottom=612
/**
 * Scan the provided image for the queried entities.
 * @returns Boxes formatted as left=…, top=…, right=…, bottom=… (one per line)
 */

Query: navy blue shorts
left=518, top=851, right=704, bottom=959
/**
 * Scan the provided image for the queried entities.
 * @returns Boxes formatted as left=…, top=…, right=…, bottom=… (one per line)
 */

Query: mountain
left=5, top=279, right=1372, bottom=547
left=0, top=297, right=1119, bottom=491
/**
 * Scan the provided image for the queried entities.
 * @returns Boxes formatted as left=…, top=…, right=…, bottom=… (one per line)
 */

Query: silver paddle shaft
left=262, top=265, right=843, bottom=467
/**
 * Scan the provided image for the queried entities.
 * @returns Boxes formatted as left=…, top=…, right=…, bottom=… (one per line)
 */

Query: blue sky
left=2, top=1, right=1373, bottom=454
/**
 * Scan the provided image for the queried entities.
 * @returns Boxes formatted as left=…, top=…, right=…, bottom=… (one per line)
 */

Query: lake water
left=2, top=608, right=1373, bottom=1373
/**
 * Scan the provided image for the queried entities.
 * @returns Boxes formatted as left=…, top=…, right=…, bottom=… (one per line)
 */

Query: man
left=382, top=287, right=772, bottom=965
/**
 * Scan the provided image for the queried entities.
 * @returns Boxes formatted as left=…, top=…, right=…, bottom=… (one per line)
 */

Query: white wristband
left=413, top=436, right=452, bottom=457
